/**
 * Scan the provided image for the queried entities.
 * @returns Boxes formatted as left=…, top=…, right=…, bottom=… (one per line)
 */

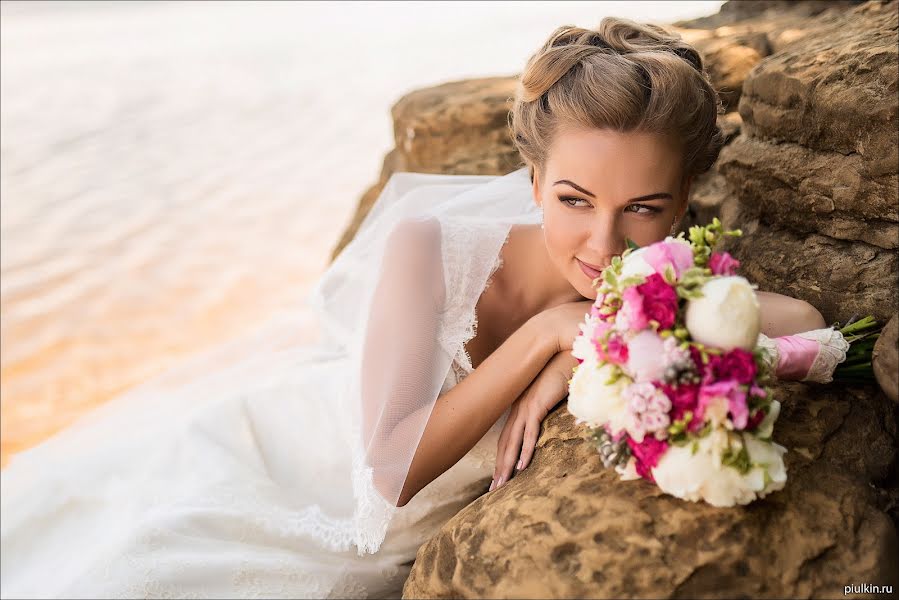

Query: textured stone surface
left=403, top=381, right=899, bottom=599
left=329, top=77, right=520, bottom=261
left=874, top=314, right=899, bottom=404
left=718, top=195, right=899, bottom=325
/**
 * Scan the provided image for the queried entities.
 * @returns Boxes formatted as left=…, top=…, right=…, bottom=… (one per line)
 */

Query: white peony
left=650, top=430, right=787, bottom=507
left=619, top=247, right=655, bottom=280
left=571, top=314, right=600, bottom=366
left=567, top=363, right=632, bottom=434
left=684, top=276, right=761, bottom=351
left=755, top=399, right=781, bottom=439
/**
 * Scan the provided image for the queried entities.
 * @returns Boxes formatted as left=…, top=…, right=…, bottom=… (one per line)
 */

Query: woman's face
left=532, top=127, right=691, bottom=300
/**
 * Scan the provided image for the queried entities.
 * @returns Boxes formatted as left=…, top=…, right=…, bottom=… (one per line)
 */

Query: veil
left=1, top=165, right=541, bottom=558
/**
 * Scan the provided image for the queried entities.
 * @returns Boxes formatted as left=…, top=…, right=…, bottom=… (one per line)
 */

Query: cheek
left=621, top=219, right=671, bottom=246
left=543, top=218, right=579, bottom=261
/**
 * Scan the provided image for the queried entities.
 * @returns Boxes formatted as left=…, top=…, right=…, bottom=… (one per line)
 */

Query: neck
left=510, top=224, right=587, bottom=318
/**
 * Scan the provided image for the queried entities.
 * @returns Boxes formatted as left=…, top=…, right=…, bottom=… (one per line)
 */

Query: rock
left=873, top=314, right=899, bottom=404
left=403, top=380, right=899, bottom=598
left=671, top=1, right=867, bottom=113
left=718, top=195, right=898, bottom=326
left=330, top=77, right=520, bottom=260
left=677, top=112, right=743, bottom=233
left=718, top=137, right=898, bottom=249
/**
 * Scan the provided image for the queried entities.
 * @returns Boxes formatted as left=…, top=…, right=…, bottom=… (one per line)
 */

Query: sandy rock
left=403, top=380, right=899, bottom=598
left=330, top=77, right=519, bottom=260
left=718, top=196, right=898, bottom=326
left=873, top=314, right=899, bottom=404
left=718, top=136, right=898, bottom=249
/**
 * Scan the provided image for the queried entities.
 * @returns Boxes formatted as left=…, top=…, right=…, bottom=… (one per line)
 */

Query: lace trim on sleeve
left=452, top=227, right=512, bottom=377
left=795, top=327, right=850, bottom=384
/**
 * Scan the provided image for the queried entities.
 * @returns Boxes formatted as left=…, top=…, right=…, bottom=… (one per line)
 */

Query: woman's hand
left=491, top=349, right=580, bottom=491
left=540, top=299, right=595, bottom=353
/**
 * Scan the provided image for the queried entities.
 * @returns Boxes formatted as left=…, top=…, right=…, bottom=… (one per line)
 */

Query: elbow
left=798, top=301, right=827, bottom=332
left=372, top=468, right=412, bottom=508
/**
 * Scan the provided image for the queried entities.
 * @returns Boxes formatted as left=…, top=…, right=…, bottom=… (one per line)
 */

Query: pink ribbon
left=773, top=335, right=822, bottom=380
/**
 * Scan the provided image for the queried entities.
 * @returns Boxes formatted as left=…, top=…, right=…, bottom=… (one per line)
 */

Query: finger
left=494, top=402, right=519, bottom=482
left=497, top=415, right=526, bottom=488
left=517, top=415, right=541, bottom=472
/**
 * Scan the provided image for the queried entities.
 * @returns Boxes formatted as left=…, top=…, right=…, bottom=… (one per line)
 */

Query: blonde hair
left=509, top=17, right=725, bottom=186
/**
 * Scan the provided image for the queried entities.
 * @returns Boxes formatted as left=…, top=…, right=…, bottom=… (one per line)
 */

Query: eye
left=560, top=196, right=590, bottom=207
left=626, top=203, right=662, bottom=215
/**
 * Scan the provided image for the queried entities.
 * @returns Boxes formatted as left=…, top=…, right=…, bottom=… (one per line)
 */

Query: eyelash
left=559, top=196, right=663, bottom=214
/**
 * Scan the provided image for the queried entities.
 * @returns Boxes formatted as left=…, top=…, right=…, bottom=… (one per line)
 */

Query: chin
left=570, top=275, right=598, bottom=301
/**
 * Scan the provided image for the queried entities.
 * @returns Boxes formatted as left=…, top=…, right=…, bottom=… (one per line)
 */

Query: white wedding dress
left=0, top=167, right=542, bottom=598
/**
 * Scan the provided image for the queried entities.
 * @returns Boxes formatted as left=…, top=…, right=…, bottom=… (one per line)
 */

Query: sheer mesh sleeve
left=358, top=217, right=452, bottom=507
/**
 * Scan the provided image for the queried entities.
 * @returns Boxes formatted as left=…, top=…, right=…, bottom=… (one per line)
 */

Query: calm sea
left=0, top=0, right=724, bottom=466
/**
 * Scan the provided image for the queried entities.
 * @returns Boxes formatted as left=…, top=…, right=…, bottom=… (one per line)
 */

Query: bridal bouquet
left=565, top=219, right=879, bottom=507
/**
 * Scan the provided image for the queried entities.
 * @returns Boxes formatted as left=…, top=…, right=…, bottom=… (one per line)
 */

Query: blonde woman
left=0, top=17, right=825, bottom=599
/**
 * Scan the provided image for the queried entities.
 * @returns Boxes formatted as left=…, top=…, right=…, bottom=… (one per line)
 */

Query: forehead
left=546, top=127, right=683, bottom=192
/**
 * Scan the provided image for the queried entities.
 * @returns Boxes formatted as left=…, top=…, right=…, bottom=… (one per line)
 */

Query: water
left=0, top=0, right=724, bottom=466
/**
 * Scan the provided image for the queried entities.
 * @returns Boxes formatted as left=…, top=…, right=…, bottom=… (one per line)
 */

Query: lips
left=577, top=258, right=603, bottom=280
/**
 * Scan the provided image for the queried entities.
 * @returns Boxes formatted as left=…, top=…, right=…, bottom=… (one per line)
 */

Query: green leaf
left=626, top=238, right=640, bottom=250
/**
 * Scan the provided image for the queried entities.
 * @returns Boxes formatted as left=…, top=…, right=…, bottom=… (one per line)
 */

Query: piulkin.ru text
left=844, top=583, right=893, bottom=595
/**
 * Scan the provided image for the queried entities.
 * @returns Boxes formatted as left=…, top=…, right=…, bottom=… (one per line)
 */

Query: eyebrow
left=553, top=179, right=673, bottom=202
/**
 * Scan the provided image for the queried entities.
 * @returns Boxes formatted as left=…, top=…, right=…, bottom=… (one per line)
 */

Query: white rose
left=567, top=363, right=631, bottom=433
left=619, top=247, right=655, bottom=281
left=685, top=276, right=761, bottom=351
left=650, top=431, right=787, bottom=507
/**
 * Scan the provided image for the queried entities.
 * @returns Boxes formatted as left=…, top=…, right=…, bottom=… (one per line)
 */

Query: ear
left=532, top=166, right=542, bottom=210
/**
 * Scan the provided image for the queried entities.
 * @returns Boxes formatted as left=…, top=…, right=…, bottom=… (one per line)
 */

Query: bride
left=1, top=17, right=827, bottom=599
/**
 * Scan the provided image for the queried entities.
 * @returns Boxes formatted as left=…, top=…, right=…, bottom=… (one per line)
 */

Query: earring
left=670, top=218, right=678, bottom=235
left=539, top=206, right=545, bottom=230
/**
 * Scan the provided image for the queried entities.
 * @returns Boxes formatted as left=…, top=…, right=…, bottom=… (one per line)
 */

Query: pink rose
left=705, top=348, right=758, bottom=385
left=626, top=435, right=669, bottom=482
left=618, top=273, right=679, bottom=332
left=639, top=273, right=679, bottom=330
left=643, top=239, right=694, bottom=280
left=696, top=380, right=749, bottom=430
left=708, top=251, right=741, bottom=276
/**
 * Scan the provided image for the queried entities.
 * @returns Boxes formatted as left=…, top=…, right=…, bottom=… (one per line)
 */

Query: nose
left=583, top=212, right=627, bottom=269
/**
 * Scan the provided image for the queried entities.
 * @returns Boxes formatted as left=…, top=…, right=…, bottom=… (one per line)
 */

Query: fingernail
left=489, top=479, right=495, bottom=491
left=498, top=475, right=506, bottom=487
left=517, top=459, right=523, bottom=470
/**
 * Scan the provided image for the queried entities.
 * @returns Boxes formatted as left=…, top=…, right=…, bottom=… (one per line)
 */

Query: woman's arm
left=755, top=290, right=826, bottom=337
left=391, top=315, right=557, bottom=506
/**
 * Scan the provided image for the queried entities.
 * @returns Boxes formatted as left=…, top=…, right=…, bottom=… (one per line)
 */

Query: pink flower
left=625, top=329, right=667, bottom=382
left=592, top=333, right=629, bottom=366
left=619, top=273, right=679, bottom=332
left=708, top=251, right=741, bottom=276
left=656, top=382, right=700, bottom=428
left=591, top=320, right=629, bottom=365
left=619, top=285, right=650, bottom=331
left=696, top=380, right=749, bottom=430
left=637, top=273, right=679, bottom=330
left=626, top=435, right=669, bottom=482
left=624, top=382, right=672, bottom=443
left=705, top=348, right=758, bottom=385
left=644, top=239, right=694, bottom=280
